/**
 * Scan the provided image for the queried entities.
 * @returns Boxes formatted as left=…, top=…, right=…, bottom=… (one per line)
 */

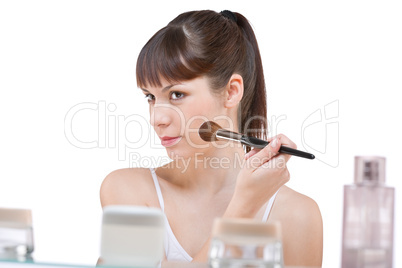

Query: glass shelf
left=0, top=256, right=308, bottom=268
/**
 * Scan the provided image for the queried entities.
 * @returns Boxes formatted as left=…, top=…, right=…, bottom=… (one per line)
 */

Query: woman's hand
left=226, top=134, right=297, bottom=217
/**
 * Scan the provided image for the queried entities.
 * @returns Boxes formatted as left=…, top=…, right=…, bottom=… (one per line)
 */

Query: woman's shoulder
left=278, top=185, right=318, bottom=205
left=273, top=185, right=322, bottom=221
left=100, top=167, right=159, bottom=208
left=270, top=185, right=323, bottom=265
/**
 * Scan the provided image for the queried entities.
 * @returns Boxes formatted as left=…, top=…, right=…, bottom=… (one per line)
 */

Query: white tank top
left=149, top=167, right=279, bottom=262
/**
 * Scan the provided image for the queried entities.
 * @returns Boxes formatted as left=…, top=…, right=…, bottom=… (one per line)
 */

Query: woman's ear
left=224, top=74, right=244, bottom=108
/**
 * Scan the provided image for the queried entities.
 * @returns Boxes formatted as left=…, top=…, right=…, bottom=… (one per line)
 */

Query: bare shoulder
left=271, top=185, right=323, bottom=235
left=273, top=185, right=322, bottom=220
left=100, top=168, right=159, bottom=208
left=270, top=186, right=323, bottom=266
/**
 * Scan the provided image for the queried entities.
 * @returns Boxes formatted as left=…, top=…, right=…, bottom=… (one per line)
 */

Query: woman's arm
left=191, top=135, right=290, bottom=262
left=191, top=135, right=323, bottom=266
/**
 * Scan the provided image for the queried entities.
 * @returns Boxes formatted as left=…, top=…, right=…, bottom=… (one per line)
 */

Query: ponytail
left=235, top=12, right=268, bottom=152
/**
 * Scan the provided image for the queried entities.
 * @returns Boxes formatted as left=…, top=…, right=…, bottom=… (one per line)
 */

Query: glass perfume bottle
left=341, top=156, right=394, bottom=268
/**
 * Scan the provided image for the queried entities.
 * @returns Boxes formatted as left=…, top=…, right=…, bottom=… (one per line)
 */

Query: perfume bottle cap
left=354, top=156, right=386, bottom=185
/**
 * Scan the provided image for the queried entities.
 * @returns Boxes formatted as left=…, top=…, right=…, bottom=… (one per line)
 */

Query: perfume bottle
left=341, top=156, right=394, bottom=268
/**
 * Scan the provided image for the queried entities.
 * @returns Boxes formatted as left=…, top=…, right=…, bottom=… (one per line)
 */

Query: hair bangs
left=136, top=26, right=210, bottom=88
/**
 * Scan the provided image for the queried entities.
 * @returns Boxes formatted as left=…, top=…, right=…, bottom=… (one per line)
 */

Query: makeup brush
left=199, top=121, right=315, bottom=160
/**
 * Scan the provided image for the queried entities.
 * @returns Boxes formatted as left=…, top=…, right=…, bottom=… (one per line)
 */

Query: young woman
left=100, top=10, right=323, bottom=266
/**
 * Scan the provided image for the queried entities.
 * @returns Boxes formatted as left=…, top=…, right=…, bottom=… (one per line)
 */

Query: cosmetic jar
left=100, top=205, right=165, bottom=267
left=0, top=208, right=34, bottom=259
left=209, top=218, right=283, bottom=268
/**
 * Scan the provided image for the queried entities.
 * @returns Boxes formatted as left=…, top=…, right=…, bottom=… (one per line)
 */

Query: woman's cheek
left=183, top=115, right=206, bottom=147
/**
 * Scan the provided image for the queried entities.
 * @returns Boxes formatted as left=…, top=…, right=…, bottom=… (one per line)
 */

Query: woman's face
left=140, top=76, right=233, bottom=159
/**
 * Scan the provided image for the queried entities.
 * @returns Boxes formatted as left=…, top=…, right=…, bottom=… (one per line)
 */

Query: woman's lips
left=160, top=136, right=182, bottom=147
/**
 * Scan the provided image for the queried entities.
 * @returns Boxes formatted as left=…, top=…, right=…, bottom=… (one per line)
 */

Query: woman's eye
left=144, top=92, right=184, bottom=103
left=171, top=92, right=184, bottom=100
left=144, top=94, right=155, bottom=102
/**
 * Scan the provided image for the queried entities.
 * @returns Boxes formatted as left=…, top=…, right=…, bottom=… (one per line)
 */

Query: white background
left=1, top=0, right=401, bottom=267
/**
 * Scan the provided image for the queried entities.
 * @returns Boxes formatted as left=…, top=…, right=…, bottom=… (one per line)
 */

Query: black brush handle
left=241, top=136, right=315, bottom=160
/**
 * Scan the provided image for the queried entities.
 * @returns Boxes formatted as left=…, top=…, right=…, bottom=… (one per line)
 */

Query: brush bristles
left=198, top=121, right=223, bottom=142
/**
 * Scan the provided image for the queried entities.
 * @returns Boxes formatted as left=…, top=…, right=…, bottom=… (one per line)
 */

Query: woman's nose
left=150, top=104, right=172, bottom=128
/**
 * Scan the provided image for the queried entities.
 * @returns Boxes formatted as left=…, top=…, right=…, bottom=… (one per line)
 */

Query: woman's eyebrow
left=140, top=84, right=181, bottom=94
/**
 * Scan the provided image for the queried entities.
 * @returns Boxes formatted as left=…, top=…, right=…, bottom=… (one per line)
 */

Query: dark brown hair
left=136, top=10, right=267, bottom=153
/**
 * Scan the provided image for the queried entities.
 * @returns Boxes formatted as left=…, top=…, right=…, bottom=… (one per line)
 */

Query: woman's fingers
left=244, top=148, right=259, bottom=160
left=260, top=154, right=290, bottom=183
left=243, top=134, right=298, bottom=168
left=245, top=136, right=282, bottom=171
left=266, top=134, right=296, bottom=163
left=268, top=134, right=296, bottom=149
